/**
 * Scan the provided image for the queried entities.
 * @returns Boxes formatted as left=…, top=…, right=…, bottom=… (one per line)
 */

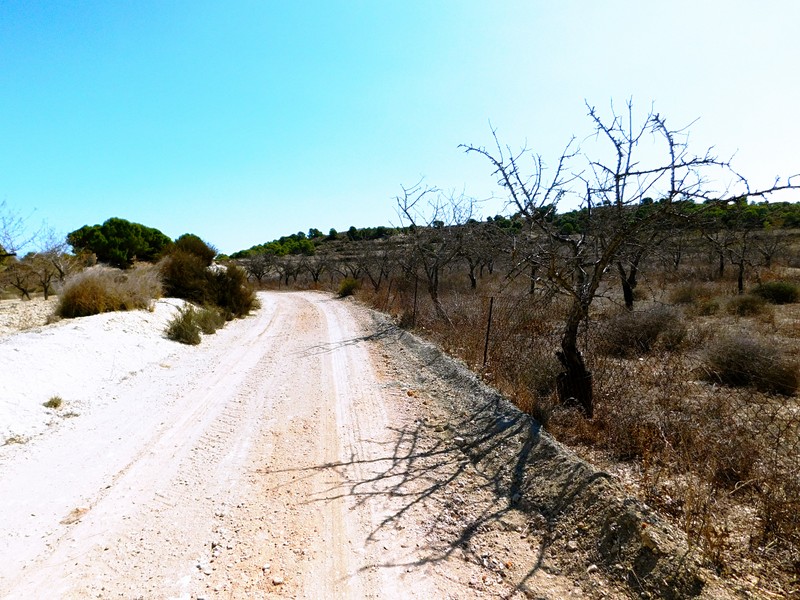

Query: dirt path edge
left=369, top=312, right=717, bottom=600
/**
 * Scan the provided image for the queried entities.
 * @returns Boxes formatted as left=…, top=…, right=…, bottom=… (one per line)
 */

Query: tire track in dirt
left=3, top=291, right=605, bottom=599
left=1, top=294, right=291, bottom=598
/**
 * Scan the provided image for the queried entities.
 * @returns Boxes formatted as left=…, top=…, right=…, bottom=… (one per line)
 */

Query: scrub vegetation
left=2, top=102, right=799, bottom=594
left=229, top=105, right=800, bottom=594
left=1, top=216, right=257, bottom=344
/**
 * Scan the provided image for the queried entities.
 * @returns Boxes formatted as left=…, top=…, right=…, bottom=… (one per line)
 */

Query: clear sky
left=2, top=1, right=798, bottom=254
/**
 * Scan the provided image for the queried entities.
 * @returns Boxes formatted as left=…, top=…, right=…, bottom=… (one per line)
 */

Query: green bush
left=57, top=264, right=162, bottom=318
left=599, top=306, right=686, bottom=357
left=160, top=252, right=257, bottom=321
left=195, top=305, right=226, bottom=334
left=159, top=250, right=209, bottom=304
left=338, top=277, right=360, bottom=298
left=751, top=281, right=799, bottom=304
left=704, top=333, right=799, bottom=396
left=726, top=294, right=766, bottom=316
left=208, top=264, right=258, bottom=319
left=165, top=306, right=201, bottom=345
left=173, top=234, right=217, bottom=266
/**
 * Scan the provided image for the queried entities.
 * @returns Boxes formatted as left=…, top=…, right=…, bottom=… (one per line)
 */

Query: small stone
left=587, top=564, right=599, bottom=574
left=566, top=540, right=579, bottom=552
left=262, top=563, right=271, bottom=572
left=272, top=575, right=284, bottom=586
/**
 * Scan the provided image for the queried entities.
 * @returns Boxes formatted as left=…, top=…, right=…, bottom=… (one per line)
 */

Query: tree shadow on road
left=262, top=391, right=615, bottom=598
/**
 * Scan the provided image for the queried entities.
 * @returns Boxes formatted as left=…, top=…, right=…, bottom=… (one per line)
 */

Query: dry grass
left=56, top=264, right=162, bottom=318
left=165, top=305, right=202, bottom=345
left=43, top=396, right=63, bottom=409
left=702, top=332, right=799, bottom=396
left=355, top=269, right=800, bottom=594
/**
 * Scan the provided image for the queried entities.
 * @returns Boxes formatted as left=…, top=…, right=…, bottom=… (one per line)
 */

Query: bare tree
left=0, top=200, right=44, bottom=258
left=458, top=219, right=513, bottom=290
left=700, top=199, right=767, bottom=293
left=2, top=258, right=37, bottom=300
left=242, top=252, right=272, bottom=283
left=274, top=256, right=301, bottom=286
left=752, top=227, right=788, bottom=268
left=357, top=243, right=395, bottom=291
left=300, top=254, right=329, bottom=285
left=396, top=182, right=475, bottom=322
left=463, top=101, right=799, bottom=417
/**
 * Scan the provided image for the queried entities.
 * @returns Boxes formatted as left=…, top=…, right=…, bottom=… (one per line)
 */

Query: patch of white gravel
left=0, top=298, right=186, bottom=442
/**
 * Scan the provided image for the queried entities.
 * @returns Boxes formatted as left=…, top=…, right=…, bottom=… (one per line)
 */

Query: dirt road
left=1, top=292, right=595, bottom=599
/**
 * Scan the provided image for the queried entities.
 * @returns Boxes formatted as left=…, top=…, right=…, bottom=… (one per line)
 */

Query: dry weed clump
left=337, top=277, right=360, bottom=297
left=43, top=396, right=63, bottom=409
left=702, top=332, right=799, bottom=396
left=726, top=293, right=768, bottom=317
left=598, top=305, right=686, bottom=357
left=56, top=264, right=162, bottom=318
left=668, top=282, right=725, bottom=316
left=194, top=305, right=226, bottom=334
left=165, top=304, right=227, bottom=345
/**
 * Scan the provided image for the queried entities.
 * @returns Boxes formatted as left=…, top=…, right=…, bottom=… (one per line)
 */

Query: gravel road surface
left=1, top=292, right=593, bottom=599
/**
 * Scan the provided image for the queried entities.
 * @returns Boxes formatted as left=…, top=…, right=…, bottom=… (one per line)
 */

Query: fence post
left=483, top=296, right=494, bottom=367
left=412, top=276, right=418, bottom=327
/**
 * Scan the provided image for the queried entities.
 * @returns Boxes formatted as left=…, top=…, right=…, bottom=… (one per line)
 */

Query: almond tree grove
left=462, top=101, right=800, bottom=416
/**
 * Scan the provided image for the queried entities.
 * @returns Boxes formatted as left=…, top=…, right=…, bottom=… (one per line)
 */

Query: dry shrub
left=354, top=268, right=800, bottom=588
left=57, top=264, right=162, bottom=318
left=159, top=250, right=209, bottom=304
left=751, top=280, right=799, bottom=304
left=208, top=264, right=259, bottom=319
left=703, top=333, right=799, bottom=396
left=195, top=305, right=226, bottom=334
left=160, top=254, right=258, bottom=320
left=566, top=346, right=800, bottom=580
left=670, top=283, right=703, bottom=304
left=598, top=305, right=686, bottom=357
left=726, top=293, right=767, bottom=316
left=670, top=283, right=722, bottom=316
left=337, top=277, right=360, bottom=298
left=165, top=305, right=201, bottom=345
left=688, top=297, right=720, bottom=316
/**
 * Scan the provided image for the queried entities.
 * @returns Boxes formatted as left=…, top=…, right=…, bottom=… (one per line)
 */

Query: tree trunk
left=617, top=262, right=634, bottom=310
left=468, top=263, right=477, bottom=290
left=529, top=263, right=537, bottom=294
left=672, top=238, right=683, bottom=270
left=556, top=300, right=593, bottom=418
left=426, top=266, right=451, bottom=323
left=737, top=259, right=745, bottom=294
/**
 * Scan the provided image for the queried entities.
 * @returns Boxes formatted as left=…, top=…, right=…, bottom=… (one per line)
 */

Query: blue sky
left=2, top=1, right=798, bottom=254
